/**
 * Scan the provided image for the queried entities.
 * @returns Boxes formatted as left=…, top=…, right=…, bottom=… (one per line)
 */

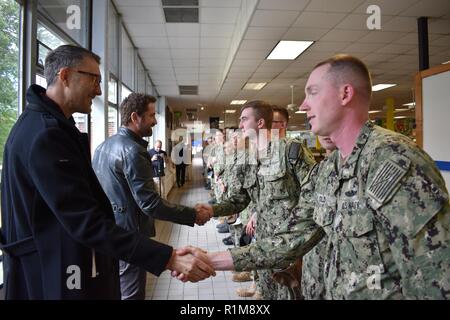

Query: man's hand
left=151, top=155, right=158, bottom=161
left=166, top=246, right=216, bottom=283
left=245, top=213, right=256, bottom=237
left=194, top=203, right=213, bottom=225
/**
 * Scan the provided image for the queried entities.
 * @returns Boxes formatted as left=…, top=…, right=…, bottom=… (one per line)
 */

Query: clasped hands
left=194, top=203, right=213, bottom=225
left=166, top=245, right=216, bottom=282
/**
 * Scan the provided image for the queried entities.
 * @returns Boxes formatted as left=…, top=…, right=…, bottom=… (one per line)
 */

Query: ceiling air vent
left=179, top=85, right=198, bottom=95
left=162, top=0, right=199, bottom=23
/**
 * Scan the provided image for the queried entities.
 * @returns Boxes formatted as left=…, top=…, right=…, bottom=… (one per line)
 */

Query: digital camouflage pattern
left=231, top=121, right=450, bottom=299
left=213, top=137, right=316, bottom=299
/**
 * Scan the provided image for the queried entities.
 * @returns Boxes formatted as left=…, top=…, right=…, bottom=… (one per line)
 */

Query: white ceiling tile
left=308, top=41, right=352, bottom=52
left=353, top=0, right=420, bottom=15
left=200, top=0, right=242, bottom=7
left=200, top=49, right=229, bottom=58
left=382, top=17, right=417, bottom=32
left=170, top=49, right=199, bottom=59
left=232, top=59, right=261, bottom=67
left=119, top=6, right=165, bottom=23
left=168, top=37, right=200, bottom=49
left=252, top=70, right=282, bottom=78
left=157, top=88, right=179, bottom=96
left=143, top=59, right=173, bottom=68
left=175, top=68, right=199, bottom=75
left=431, top=35, right=450, bottom=47
left=335, top=14, right=395, bottom=30
left=282, top=28, right=329, bottom=41
left=359, top=31, right=407, bottom=43
left=139, top=48, right=171, bottom=59
left=173, top=59, right=200, bottom=67
left=250, top=10, right=300, bottom=27
left=227, top=73, right=251, bottom=79
left=200, top=66, right=224, bottom=74
left=305, top=0, right=366, bottom=13
left=429, top=19, right=450, bottom=34
left=234, top=50, right=268, bottom=60
left=401, top=0, right=450, bottom=17
left=176, top=75, right=199, bottom=82
left=376, top=44, right=416, bottom=54
left=201, top=37, right=232, bottom=49
left=293, top=12, right=346, bottom=28
left=201, top=24, right=236, bottom=37
left=126, top=24, right=166, bottom=37
left=133, top=37, right=170, bottom=48
left=148, top=68, right=175, bottom=76
left=257, top=0, right=309, bottom=11
left=320, top=29, right=368, bottom=42
left=244, top=27, right=288, bottom=40
left=200, top=58, right=226, bottom=67
left=166, top=23, right=199, bottom=37
left=152, top=79, right=177, bottom=86
left=229, top=64, right=260, bottom=73
left=344, top=42, right=387, bottom=53
left=200, top=8, right=240, bottom=24
left=239, top=39, right=277, bottom=51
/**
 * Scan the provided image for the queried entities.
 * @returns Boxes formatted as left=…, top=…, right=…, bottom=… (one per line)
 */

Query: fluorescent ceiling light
left=442, top=61, right=450, bottom=64
left=295, top=110, right=306, bottom=114
left=243, top=82, right=267, bottom=90
left=219, top=120, right=224, bottom=123
left=402, top=102, right=415, bottom=106
left=394, top=116, right=410, bottom=119
left=230, top=100, right=247, bottom=105
left=225, top=109, right=236, bottom=114
left=369, top=110, right=382, bottom=114
left=372, top=84, right=397, bottom=91
left=266, top=40, right=314, bottom=60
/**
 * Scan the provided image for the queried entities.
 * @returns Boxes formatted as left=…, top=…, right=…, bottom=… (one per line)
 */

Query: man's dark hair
left=272, top=106, right=289, bottom=124
left=120, top=93, right=157, bottom=126
left=240, top=100, right=273, bottom=129
left=44, top=45, right=101, bottom=86
left=314, top=54, right=372, bottom=101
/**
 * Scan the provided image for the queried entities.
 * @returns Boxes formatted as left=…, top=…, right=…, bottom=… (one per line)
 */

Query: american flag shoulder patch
left=367, top=158, right=409, bottom=205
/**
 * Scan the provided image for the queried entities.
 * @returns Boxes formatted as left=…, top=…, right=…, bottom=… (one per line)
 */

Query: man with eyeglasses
left=0, top=45, right=215, bottom=300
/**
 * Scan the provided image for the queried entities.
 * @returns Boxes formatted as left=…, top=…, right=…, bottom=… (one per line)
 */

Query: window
left=37, top=0, right=88, bottom=47
left=121, top=26, right=134, bottom=90
left=35, top=24, right=88, bottom=133
left=0, top=0, right=20, bottom=287
left=108, top=76, right=118, bottom=136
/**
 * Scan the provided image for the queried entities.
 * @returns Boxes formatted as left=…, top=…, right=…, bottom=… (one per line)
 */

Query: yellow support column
left=385, top=97, right=395, bottom=131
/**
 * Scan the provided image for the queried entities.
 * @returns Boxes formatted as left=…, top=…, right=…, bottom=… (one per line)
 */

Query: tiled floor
left=145, top=156, right=255, bottom=300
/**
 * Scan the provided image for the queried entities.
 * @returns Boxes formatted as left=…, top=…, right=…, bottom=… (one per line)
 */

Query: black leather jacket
left=92, top=127, right=196, bottom=237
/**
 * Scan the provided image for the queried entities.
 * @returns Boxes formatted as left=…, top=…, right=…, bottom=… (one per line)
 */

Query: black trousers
left=175, top=163, right=186, bottom=186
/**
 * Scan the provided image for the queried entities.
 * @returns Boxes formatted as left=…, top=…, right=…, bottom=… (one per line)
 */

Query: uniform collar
left=336, top=121, right=374, bottom=179
left=118, top=127, right=149, bottom=148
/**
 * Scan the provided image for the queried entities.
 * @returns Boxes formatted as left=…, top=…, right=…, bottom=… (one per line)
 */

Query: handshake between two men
left=166, top=203, right=225, bottom=282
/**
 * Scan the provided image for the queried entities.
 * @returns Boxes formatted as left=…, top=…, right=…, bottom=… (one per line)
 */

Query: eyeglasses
left=76, top=70, right=102, bottom=86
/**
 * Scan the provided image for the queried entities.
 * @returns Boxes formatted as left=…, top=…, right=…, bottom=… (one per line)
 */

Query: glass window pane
left=137, top=60, right=146, bottom=94
left=121, top=85, right=132, bottom=103
left=108, top=4, right=118, bottom=76
left=37, top=0, right=88, bottom=46
left=108, top=106, right=118, bottom=137
left=121, top=27, right=134, bottom=89
left=108, top=76, right=117, bottom=105
left=0, top=0, right=20, bottom=280
left=37, top=23, right=66, bottom=66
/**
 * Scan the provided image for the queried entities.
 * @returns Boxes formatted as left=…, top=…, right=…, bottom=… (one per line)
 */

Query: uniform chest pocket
left=343, top=208, right=374, bottom=238
left=262, top=171, right=290, bottom=200
left=313, top=204, right=335, bottom=228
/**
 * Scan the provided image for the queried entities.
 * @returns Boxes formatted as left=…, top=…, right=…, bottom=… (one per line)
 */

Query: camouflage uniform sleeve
left=212, top=163, right=251, bottom=217
left=367, top=143, right=450, bottom=299
left=230, top=164, right=325, bottom=271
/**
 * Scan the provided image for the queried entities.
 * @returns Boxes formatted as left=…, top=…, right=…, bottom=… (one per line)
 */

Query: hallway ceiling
left=113, top=0, right=450, bottom=129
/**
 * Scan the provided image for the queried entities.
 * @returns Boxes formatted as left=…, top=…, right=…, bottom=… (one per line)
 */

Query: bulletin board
left=415, top=63, right=450, bottom=189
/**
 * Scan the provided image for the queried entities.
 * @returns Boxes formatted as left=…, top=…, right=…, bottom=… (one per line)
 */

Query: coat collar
left=332, top=121, right=374, bottom=180
left=118, top=127, right=149, bottom=149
